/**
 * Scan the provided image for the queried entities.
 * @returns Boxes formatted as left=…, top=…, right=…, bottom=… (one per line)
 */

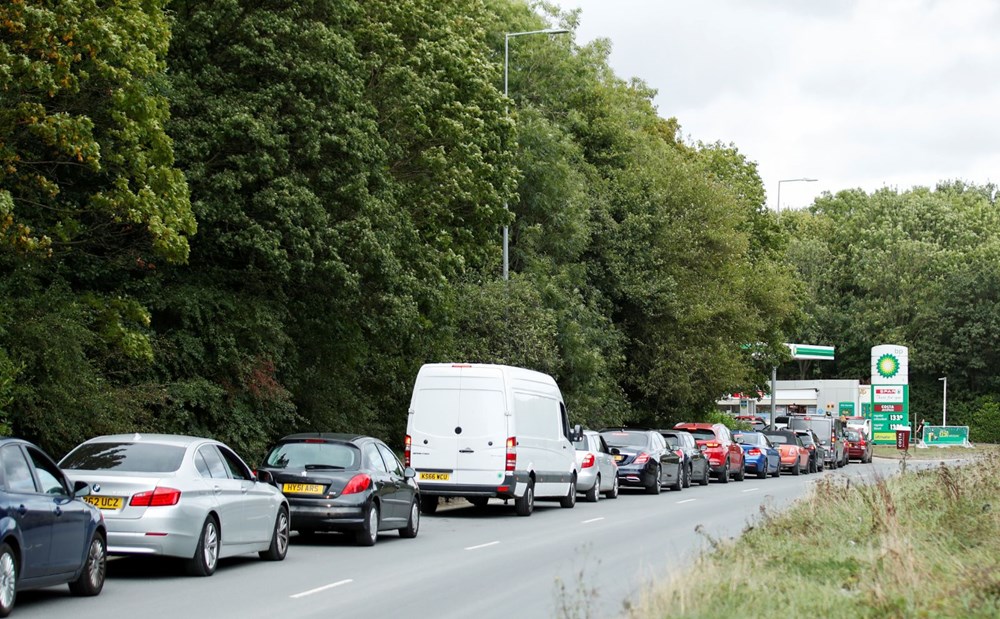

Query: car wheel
left=355, top=502, right=379, bottom=547
left=757, top=461, right=768, bottom=479
left=770, top=461, right=781, bottom=477
left=559, top=477, right=577, bottom=508
left=585, top=475, right=601, bottom=503
left=670, top=464, right=683, bottom=491
left=420, top=496, right=439, bottom=515
left=719, top=464, right=730, bottom=484
left=700, top=464, right=710, bottom=486
left=793, top=461, right=801, bottom=476
left=186, top=517, right=220, bottom=576
left=734, top=460, right=746, bottom=482
left=69, top=532, right=107, bottom=596
left=605, top=475, right=620, bottom=499
left=468, top=496, right=489, bottom=509
left=0, top=543, right=15, bottom=617
left=515, top=479, right=535, bottom=516
left=644, top=466, right=661, bottom=494
left=259, top=507, right=289, bottom=561
left=399, top=499, right=420, bottom=538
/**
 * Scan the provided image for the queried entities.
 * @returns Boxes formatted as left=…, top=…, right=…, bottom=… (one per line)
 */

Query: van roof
left=417, top=363, right=556, bottom=385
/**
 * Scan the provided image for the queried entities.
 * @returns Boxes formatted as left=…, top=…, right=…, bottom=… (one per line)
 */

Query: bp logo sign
left=876, top=353, right=900, bottom=379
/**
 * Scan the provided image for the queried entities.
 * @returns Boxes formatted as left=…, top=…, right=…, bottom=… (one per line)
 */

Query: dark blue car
left=0, top=438, right=107, bottom=616
left=732, top=431, right=781, bottom=479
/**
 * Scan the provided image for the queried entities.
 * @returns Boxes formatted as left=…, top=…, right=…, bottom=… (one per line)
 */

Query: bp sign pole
left=870, top=344, right=909, bottom=444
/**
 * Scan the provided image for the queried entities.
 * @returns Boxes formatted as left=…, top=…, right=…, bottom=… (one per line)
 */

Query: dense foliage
left=3, top=0, right=993, bottom=460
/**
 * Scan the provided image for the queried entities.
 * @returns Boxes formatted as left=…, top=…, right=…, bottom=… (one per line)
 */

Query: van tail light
left=747, top=448, right=761, bottom=456
left=634, top=452, right=650, bottom=465
left=130, top=487, right=181, bottom=507
left=404, top=434, right=412, bottom=467
left=506, top=437, right=517, bottom=472
left=581, top=453, right=595, bottom=468
left=342, top=474, right=372, bottom=495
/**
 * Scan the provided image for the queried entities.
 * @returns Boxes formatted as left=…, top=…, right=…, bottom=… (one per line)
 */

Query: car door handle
left=16, top=505, right=26, bottom=516
left=213, top=485, right=222, bottom=495
left=459, top=448, right=474, bottom=454
left=241, top=485, right=249, bottom=494
left=54, top=506, right=63, bottom=517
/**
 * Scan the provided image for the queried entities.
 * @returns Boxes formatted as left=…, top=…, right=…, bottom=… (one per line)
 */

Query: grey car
left=60, top=434, right=290, bottom=576
left=573, top=430, right=619, bottom=502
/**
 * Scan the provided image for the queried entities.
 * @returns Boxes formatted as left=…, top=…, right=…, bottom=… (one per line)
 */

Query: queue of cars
left=1, top=363, right=878, bottom=616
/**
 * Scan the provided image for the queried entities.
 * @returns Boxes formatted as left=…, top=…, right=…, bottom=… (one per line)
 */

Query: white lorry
left=405, top=363, right=579, bottom=516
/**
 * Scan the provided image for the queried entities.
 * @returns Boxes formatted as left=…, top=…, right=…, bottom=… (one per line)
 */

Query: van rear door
left=409, top=367, right=507, bottom=488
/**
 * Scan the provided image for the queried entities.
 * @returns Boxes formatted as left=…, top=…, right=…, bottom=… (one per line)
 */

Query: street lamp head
left=507, top=28, right=571, bottom=39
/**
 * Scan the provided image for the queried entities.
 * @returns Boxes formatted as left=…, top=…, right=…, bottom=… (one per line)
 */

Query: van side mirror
left=570, top=424, right=583, bottom=442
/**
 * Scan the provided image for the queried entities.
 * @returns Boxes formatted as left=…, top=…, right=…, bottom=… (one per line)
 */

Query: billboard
left=871, top=345, right=909, bottom=444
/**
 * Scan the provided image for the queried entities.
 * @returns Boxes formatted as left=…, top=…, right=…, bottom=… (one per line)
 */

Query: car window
left=26, top=448, right=67, bottom=495
left=264, top=441, right=360, bottom=470
left=197, top=445, right=229, bottom=479
left=686, top=429, right=717, bottom=442
left=2, top=446, right=37, bottom=494
left=365, top=443, right=389, bottom=473
left=601, top=431, right=650, bottom=448
left=598, top=436, right=611, bottom=453
left=217, top=446, right=252, bottom=480
left=61, top=442, right=187, bottom=473
left=194, top=451, right=212, bottom=477
left=376, top=443, right=403, bottom=476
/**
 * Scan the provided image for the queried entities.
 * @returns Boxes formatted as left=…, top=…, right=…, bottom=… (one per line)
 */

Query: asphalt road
left=16, top=457, right=928, bottom=619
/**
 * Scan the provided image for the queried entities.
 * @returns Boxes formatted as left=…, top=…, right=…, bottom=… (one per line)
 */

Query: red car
left=845, top=429, right=873, bottom=463
left=673, top=423, right=745, bottom=483
left=763, top=430, right=811, bottom=475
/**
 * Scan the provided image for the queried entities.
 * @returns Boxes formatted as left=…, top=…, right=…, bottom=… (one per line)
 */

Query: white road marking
left=742, top=487, right=759, bottom=493
left=465, top=541, right=500, bottom=551
left=581, top=517, right=605, bottom=524
left=677, top=499, right=696, bottom=504
left=290, top=579, right=353, bottom=599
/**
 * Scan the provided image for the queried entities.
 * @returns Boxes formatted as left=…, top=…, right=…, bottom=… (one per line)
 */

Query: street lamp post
left=502, top=28, right=569, bottom=280
left=939, top=376, right=947, bottom=426
left=775, top=178, right=818, bottom=215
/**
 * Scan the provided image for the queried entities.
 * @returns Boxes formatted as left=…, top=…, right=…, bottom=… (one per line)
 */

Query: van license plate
left=419, top=472, right=451, bottom=481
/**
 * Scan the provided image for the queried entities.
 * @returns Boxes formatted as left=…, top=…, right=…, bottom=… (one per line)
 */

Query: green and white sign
left=786, top=343, right=835, bottom=360
left=923, top=425, right=970, bottom=446
left=871, top=344, right=908, bottom=385
left=839, top=402, right=855, bottom=417
left=871, top=384, right=909, bottom=444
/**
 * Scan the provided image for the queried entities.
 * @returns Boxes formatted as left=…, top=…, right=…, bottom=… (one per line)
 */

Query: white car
left=61, top=434, right=289, bottom=576
left=573, top=430, right=619, bottom=501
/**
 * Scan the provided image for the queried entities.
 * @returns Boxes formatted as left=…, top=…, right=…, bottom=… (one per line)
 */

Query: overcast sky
left=549, top=0, right=1000, bottom=211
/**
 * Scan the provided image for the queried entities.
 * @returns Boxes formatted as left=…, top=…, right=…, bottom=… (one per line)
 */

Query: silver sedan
left=60, top=434, right=289, bottom=576
left=573, top=430, right=619, bottom=501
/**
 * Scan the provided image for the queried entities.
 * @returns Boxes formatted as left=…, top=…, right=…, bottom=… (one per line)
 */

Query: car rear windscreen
left=264, top=442, right=361, bottom=470
left=61, top=442, right=187, bottom=473
left=764, top=434, right=792, bottom=445
left=686, top=429, right=717, bottom=442
left=601, top=431, right=650, bottom=448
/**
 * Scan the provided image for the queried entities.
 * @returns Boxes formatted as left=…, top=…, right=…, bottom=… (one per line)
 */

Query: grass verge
left=627, top=453, right=1000, bottom=618
left=873, top=443, right=1000, bottom=460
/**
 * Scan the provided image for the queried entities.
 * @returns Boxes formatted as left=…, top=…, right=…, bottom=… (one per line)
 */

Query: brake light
left=506, top=437, right=517, bottom=472
left=130, top=487, right=181, bottom=507
left=674, top=449, right=684, bottom=459
left=304, top=438, right=326, bottom=443
left=581, top=453, right=595, bottom=468
left=748, top=448, right=761, bottom=456
left=860, top=440, right=867, bottom=447
left=404, top=434, right=412, bottom=467
left=703, top=442, right=721, bottom=448
left=342, top=474, right=371, bottom=495
left=634, top=452, right=650, bottom=465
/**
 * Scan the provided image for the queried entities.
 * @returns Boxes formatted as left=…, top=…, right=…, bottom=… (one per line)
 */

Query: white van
left=405, top=363, right=579, bottom=516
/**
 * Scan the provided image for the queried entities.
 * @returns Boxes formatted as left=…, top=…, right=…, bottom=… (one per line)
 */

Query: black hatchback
left=258, top=434, right=420, bottom=546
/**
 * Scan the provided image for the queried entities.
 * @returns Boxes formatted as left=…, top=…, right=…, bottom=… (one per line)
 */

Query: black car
left=659, top=429, right=710, bottom=487
left=793, top=429, right=825, bottom=473
left=600, top=429, right=682, bottom=494
left=0, top=438, right=107, bottom=616
left=259, top=433, right=420, bottom=546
